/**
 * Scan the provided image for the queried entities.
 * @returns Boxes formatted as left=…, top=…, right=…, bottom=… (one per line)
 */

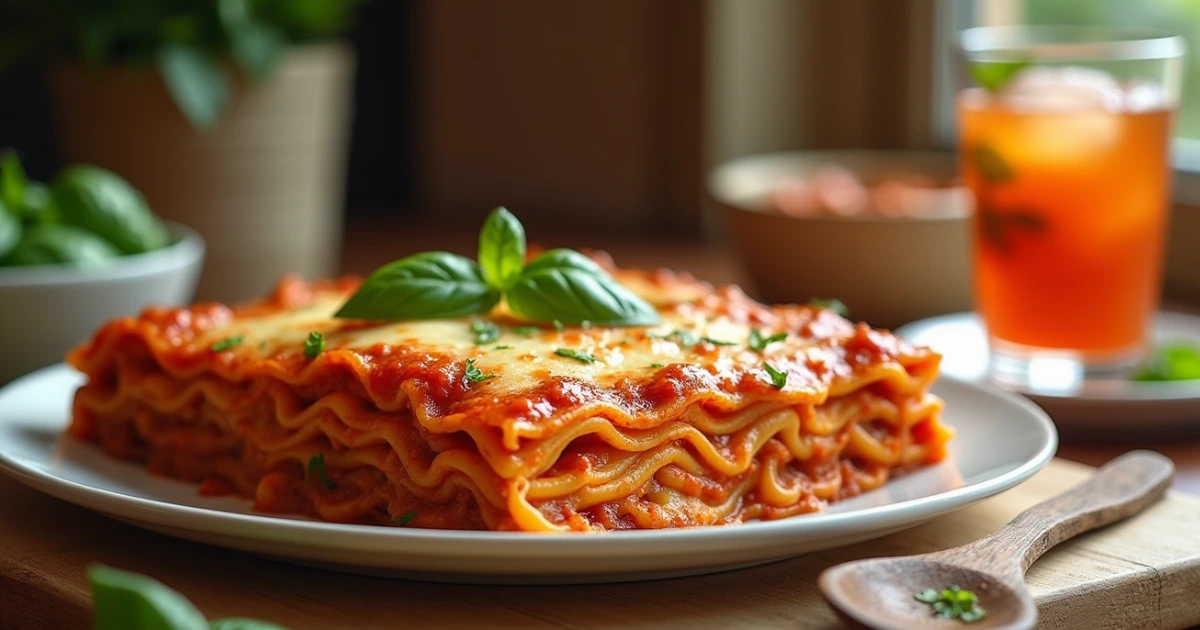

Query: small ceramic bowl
left=0, top=222, right=204, bottom=382
left=710, top=150, right=972, bottom=330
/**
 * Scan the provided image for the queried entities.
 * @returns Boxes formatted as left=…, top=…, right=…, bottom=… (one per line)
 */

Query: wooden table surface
left=339, top=220, right=1200, bottom=495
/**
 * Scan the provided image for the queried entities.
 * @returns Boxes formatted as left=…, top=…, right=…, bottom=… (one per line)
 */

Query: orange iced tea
left=958, top=87, right=1172, bottom=360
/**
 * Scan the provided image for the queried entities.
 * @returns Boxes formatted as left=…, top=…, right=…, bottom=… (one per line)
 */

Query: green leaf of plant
left=0, top=150, right=28, bottom=210
left=18, top=182, right=58, bottom=225
left=478, top=206, right=527, bottom=290
left=229, top=21, right=285, bottom=79
left=973, top=144, right=1014, bottom=184
left=90, top=564, right=209, bottom=630
left=3, top=224, right=119, bottom=267
left=969, top=59, right=1031, bottom=94
left=209, top=619, right=290, bottom=630
left=506, top=250, right=660, bottom=326
left=0, top=201, right=20, bottom=259
left=335, top=251, right=500, bottom=320
left=52, top=165, right=168, bottom=254
left=159, top=44, right=230, bottom=129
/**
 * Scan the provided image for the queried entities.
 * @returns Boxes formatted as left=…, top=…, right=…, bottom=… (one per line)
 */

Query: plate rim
left=0, top=363, right=1058, bottom=562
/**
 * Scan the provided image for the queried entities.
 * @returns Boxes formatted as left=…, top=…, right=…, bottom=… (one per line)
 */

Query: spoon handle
left=967, top=450, right=1173, bottom=574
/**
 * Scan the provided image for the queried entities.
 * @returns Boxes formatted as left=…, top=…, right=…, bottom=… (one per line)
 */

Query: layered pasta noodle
left=67, top=263, right=952, bottom=532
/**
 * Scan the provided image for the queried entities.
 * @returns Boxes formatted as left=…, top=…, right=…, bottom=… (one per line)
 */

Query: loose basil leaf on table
left=335, top=251, right=501, bottom=320
left=3, top=224, right=119, bottom=266
left=506, top=249, right=661, bottom=326
left=91, top=564, right=209, bottom=630
left=52, top=165, right=169, bottom=255
left=478, top=206, right=527, bottom=291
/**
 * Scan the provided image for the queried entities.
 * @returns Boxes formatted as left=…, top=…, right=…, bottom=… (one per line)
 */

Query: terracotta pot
left=49, top=42, right=355, bottom=302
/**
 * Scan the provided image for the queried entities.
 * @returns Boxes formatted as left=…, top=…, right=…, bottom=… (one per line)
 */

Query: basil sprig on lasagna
left=335, top=208, right=661, bottom=326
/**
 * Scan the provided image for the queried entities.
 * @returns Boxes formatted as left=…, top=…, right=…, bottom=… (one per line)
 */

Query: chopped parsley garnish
left=809, top=297, right=849, bottom=317
left=513, top=325, right=539, bottom=336
left=303, top=331, right=325, bottom=359
left=555, top=348, right=596, bottom=364
left=464, top=358, right=496, bottom=383
left=494, top=345, right=512, bottom=350
left=763, top=362, right=787, bottom=389
left=748, top=329, right=787, bottom=352
left=649, top=363, right=665, bottom=368
left=553, top=319, right=565, bottom=332
left=471, top=320, right=500, bottom=345
left=915, top=586, right=986, bottom=623
left=391, top=510, right=418, bottom=526
left=306, top=453, right=336, bottom=490
left=702, top=337, right=737, bottom=346
left=209, top=336, right=244, bottom=352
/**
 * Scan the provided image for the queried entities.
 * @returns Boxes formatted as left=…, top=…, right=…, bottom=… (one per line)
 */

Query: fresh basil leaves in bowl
left=0, top=152, right=205, bottom=383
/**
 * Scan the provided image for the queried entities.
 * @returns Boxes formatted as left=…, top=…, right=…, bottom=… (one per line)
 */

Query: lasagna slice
left=67, top=266, right=951, bottom=532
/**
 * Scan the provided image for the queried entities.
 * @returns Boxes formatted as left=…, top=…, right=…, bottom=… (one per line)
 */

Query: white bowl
left=0, top=222, right=204, bottom=382
left=710, top=150, right=972, bottom=329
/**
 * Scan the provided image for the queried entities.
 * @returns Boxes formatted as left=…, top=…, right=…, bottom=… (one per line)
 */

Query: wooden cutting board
left=2, top=458, right=1199, bottom=630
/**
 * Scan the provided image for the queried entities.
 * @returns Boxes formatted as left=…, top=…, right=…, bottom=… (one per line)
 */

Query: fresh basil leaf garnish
left=335, top=251, right=500, bottom=321
left=808, top=298, right=849, bottom=317
left=506, top=249, right=660, bottom=326
left=554, top=348, right=597, bottom=364
left=90, top=564, right=209, bottom=630
left=763, top=362, right=787, bottom=389
left=51, top=165, right=168, bottom=254
left=470, top=320, right=500, bottom=345
left=969, top=59, right=1030, bottom=94
left=478, top=206, right=526, bottom=291
left=2, top=224, right=119, bottom=267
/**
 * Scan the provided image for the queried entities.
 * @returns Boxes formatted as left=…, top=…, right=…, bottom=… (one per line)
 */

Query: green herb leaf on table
left=808, top=298, right=849, bottom=317
left=554, top=348, right=597, bottom=364
left=1135, top=343, right=1200, bottom=382
left=391, top=510, right=419, bottom=526
left=51, top=165, right=168, bottom=255
left=303, top=331, right=325, bottom=359
left=464, top=358, right=496, bottom=383
left=335, top=251, right=500, bottom=321
left=159, top=43, right=231, bottom=129
left=306, top=453, right=336, bottom=490
left=471, top=320, right=501, bottom=345
left=763, top=362, right=787, bottom=389
left=210, top=336, right=244, bottom=352
left=478, top=206, right=527, bottom=291
left=968, top=59, right=1031, bottom=94
left=749, top=329, right=787, bottom=352
left=90, top=564, right=209, bottom=630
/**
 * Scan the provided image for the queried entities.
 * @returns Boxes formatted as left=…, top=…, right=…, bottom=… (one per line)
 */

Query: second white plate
left=0, top=364, right=1056, bottom=584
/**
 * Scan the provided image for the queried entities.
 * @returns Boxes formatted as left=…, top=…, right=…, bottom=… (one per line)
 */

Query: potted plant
left=3, top=0, right=360, bottom=301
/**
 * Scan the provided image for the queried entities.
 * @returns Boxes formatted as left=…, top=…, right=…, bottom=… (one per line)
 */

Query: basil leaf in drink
left=208, top=619, right=290, bottom=630
left=335, top=251, right=500, bottom=320
left=969, top=59, right=1031, bottom=94
left=0, top=150, right=27, bottom=210
left=507, top=250, right=660, bottom=326
left=0, top=201, right=20, bottom=259
left=90, top=564, right=209, bottom=630
left=3, top=225, right=119, bottom=266
left=478, top=206, right=526, bottom=290
left=973, top=144, right=1014, bottom=184
left=52, top=165, right=168, bottom=254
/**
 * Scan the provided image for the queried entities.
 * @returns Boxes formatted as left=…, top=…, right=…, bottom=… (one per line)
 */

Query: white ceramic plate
left=897, top=312, right=1200, bottom=433
left=0, top=364, right=1056, bottom=584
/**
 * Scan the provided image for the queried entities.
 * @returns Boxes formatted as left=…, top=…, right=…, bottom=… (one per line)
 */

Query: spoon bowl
left=820, top=557, right=1035, bottom=630
left=819, top=450, right=1174, bottom=630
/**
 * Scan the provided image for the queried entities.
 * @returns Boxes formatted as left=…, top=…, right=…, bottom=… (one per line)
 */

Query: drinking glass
left=956, top=26, right=1185, bottom=388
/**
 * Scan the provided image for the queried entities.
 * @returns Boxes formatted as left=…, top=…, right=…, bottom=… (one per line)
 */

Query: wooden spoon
left=820, top=450, right=1174, bottom=630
